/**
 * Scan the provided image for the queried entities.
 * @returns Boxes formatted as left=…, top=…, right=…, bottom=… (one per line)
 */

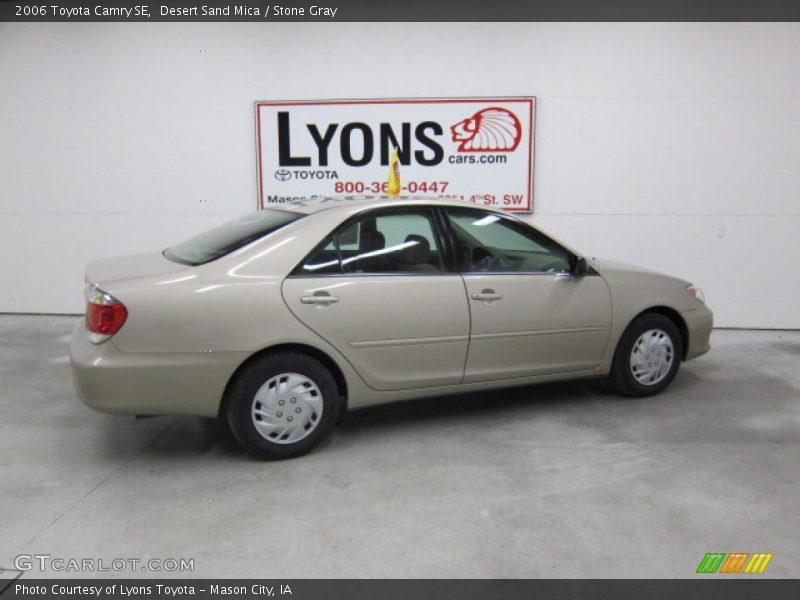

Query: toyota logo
left=274, top=169, right=292, bottom=182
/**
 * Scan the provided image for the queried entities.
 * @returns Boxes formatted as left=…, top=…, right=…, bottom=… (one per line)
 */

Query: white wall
left=1, top=22, right=798, bottom=327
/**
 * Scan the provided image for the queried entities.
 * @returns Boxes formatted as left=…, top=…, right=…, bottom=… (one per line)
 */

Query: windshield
left=164, top=209, right=303, bottom=266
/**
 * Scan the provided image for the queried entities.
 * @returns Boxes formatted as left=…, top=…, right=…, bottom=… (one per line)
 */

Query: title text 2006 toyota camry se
left=71, top=197, right=712, bottom=458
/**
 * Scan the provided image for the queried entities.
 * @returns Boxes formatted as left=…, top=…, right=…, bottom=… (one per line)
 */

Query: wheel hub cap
left=629, top=329, right=674, bottom=386
left=251, top=372, right=323, bottom=444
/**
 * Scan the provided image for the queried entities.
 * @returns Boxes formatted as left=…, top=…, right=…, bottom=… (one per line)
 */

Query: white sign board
left=255, top=98, right=535, bottom=213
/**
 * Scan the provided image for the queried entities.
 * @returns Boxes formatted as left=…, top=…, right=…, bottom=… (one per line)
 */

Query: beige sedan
left=71, top=197, right=712, bottom=458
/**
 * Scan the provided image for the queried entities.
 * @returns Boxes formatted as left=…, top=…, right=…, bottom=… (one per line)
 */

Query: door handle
left=300, top=292, right=339, bottom=305
left=471, top=289, right=503, bottom=302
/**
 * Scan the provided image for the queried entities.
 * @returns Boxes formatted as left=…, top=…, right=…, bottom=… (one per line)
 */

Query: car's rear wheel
left=225, top=352, right=341, bottom=459
left=610, top=313, right=683, bottom=397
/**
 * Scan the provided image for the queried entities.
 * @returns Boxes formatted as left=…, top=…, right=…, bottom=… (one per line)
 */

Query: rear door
left=282, top=207, right=470, bottom=391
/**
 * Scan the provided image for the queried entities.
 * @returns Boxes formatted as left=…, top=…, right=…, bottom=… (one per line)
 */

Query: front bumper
left=70, top=321, right=248, bottom=418
left=682, top=303, right=714, bottom=360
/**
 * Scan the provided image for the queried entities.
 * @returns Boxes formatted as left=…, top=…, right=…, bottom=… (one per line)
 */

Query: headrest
left=360, top=230, right=385, bottom=252
left=401, top=234, right=431, bottom=265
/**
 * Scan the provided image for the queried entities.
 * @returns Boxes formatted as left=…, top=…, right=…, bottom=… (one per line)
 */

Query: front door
left=444, top=207, right=612, bottom=383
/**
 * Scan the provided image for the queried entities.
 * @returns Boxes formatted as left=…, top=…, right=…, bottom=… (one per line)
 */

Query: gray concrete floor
left=0, top=315, right=798, bottom=579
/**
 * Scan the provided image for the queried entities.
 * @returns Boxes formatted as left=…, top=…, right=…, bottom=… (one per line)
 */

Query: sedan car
left=71, top=196, right=712, bottom=458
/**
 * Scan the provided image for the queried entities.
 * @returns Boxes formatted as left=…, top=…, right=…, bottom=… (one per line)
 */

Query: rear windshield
left=164, top=209, right=303, bottom=266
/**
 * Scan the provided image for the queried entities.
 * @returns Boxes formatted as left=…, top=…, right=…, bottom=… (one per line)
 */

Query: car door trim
left=470, top=326, right=608, bottom=341
left=463, top=271, right=598, bottom=277
left=348, top=334, right=470, bottom=349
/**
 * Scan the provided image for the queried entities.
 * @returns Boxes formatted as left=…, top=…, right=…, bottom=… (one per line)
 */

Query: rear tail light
left=85, top=284, right=128, bottom=344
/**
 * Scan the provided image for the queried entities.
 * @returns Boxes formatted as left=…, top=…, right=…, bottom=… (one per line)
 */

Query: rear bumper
left=682, top=303, right=714, bottom=360
left=69, top=321, right=248, bottom=418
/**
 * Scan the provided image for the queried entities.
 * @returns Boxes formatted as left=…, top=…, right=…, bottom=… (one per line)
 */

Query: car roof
left=271, top=195, right=499, bottom=216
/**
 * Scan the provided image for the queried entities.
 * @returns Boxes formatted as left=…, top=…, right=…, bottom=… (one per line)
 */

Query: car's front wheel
left=225, top=352, right=341, bottom=459
left=610, top=313, right=683, bottom=397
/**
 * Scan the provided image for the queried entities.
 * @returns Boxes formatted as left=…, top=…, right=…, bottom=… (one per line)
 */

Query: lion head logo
left=450, top=107, right=522, bottom=152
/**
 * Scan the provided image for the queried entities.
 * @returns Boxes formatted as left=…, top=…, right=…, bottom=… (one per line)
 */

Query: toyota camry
left=71, top=196, right=713, bottom=459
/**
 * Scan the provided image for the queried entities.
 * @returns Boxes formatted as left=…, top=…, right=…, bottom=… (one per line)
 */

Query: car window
left=374, top=214, right=439, bottom=251
left=297, top=210, right=444, bottom=275
left=164, top=209, right=302, bottom=266
left=298, top=238, right=341, bottom=274
left=446, top=208, right=572, bottom=274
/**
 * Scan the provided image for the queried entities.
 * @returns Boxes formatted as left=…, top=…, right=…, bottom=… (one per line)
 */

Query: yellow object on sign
left=386, top=148, right=401, bottom=197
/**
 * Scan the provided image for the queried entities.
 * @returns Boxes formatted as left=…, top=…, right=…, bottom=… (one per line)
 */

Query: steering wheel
left=471, top=247, right=495, bottom=271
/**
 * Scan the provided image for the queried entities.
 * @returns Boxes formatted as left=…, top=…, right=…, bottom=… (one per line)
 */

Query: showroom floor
left=0, top=315, right=798, bottom=579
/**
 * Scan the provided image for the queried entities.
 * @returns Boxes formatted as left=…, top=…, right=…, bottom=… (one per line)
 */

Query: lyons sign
left=255, top=98, right=535, bottom=213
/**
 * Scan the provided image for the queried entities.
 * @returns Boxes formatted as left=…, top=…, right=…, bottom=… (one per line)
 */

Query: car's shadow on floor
left=106, top=377, right=619, bottom=460
left=337, top=377, right=614, bottom=435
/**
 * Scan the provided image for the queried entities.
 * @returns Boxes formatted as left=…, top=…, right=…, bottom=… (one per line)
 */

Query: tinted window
left=164, top=210, right=302, bottom=266
left=446, top=208, right=572, bottom=274
left=298, top=210, right=444, bottom=275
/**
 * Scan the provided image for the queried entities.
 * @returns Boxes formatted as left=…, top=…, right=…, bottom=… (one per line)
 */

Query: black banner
left=3, top=0, right=800, bottom=22
left=2, top=580, right=800, bottom=600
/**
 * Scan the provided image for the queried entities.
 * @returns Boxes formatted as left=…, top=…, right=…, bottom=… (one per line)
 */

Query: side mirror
left=572, top=256, right=588, bottom=276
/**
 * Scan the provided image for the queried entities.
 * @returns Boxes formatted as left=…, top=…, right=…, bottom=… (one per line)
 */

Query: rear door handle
left=300, top=292, right=339, bottom=305
left=471, top=289, right=503, bottom=302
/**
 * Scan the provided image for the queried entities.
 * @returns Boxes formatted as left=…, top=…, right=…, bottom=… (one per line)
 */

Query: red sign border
left=254, top=97, right=535, bottom=213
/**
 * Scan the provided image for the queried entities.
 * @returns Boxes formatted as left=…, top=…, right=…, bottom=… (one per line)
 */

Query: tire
left=610, top=313, right=683, bottom=397
left=225, top=352, right=342, bottom=459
